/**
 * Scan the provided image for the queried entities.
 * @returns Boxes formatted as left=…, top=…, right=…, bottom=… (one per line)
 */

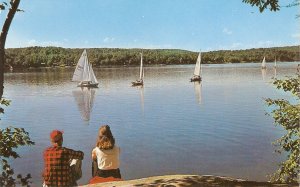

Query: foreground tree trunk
left=0, top=0, right=21, bottom=99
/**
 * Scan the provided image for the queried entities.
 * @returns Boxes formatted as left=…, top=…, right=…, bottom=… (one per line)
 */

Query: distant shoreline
left=5, top=45, right=300, bottom=70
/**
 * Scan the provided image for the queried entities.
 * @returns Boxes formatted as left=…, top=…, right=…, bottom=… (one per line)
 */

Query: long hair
left=96, top=125, right=115, bottom=150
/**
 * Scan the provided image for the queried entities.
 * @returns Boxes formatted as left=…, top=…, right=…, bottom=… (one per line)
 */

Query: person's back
left=92, top=125, right=121, bottom=179
left=43, top=130, right=84, bottom=187
left=93, top=145, right=120, bottom=170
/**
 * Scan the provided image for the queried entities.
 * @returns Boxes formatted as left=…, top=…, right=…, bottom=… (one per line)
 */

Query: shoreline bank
left=81, top=175, right=299, bottom=187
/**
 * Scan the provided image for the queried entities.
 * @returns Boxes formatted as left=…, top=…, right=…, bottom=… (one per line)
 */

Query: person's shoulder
left=114, top=145, right=120, bottom=151
left=63, top=147, right=83, bottom=154
left=44, top=146, right=54, bottom=152
left=62, top=147, right=76, bottom=152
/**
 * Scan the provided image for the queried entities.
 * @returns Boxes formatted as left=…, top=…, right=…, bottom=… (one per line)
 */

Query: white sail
left=82, top=56, right=91, bottom=81
left=72, top=49, right=87, bottom=82
left=131, top=52, right=144, bottom=86
left=274, top=57, right=277, bottom=68
left=72, top=87, right=95, bottom=121
left=261, top=57, right=266, bottom=69
left=72, top=49, right=98, bottom=86
left=194, top=53, right=201, bottom=76
left=139, top=53, right=144, bottom=80
left=89, top=63, right=99, bottom=84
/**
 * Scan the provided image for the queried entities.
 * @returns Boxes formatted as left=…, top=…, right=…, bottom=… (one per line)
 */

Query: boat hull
left=190, top=76, right=202, bottom=82
left=131, top=81, right=143, bottom=86
left=78, top=82, right=99, bottom=88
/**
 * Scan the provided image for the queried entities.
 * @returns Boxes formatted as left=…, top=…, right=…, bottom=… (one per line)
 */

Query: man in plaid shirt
left=43, top=130, right=84, bottom=187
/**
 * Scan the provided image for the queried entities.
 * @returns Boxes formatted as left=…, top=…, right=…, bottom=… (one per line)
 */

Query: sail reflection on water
left=139, top=86, right=144, bottom=113
left=274, top=67, right=277, bottom=78
left=133, top=85, right=144, bottom=113
left=194, top=81, right=202, bottom=104
left=72, top=87, right=96, bottom=121
left=261, top=68, right=267, bottom=81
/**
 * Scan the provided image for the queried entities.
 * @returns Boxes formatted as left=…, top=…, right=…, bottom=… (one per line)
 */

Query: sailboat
left=190, top=52, right=202, bottom=82
left=132, top=53, right=144, bottom=86
left=274, top=57, right=277, bottom=68
left=261, top=56, right=267, bottom=69
left=72, top=49, right=99, bottom=87
left=72, top=87, right=96, bottom=121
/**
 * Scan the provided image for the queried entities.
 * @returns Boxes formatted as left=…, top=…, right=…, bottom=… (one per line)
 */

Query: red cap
left=50, top=130, right=63, bottom=142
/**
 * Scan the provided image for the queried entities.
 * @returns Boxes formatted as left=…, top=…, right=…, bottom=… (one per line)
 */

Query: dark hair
left=96, top=125, right=115, bottom=150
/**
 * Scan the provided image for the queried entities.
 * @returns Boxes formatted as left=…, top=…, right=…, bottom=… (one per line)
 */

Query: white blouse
left=93, top=145, right=120, bottom=170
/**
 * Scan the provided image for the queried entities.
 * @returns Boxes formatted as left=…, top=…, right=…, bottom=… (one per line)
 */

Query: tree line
left=5, top=45, right=300, bottom=69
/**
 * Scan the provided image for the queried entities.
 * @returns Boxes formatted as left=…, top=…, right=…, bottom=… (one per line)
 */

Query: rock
left=81, top=174, right=299, bottom=187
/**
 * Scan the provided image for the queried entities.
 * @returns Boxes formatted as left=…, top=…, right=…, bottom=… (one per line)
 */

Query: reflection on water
left=2, top=62, right=298, bottom=185
left=72, top=87, right=96, bottom=121
left=261, top=69, right=267, bottom=81
left=139, top=86, right=144, bottom=113
left=131, top=85, right=144, bottom=113
left=193, top=81, right=202, bottom=104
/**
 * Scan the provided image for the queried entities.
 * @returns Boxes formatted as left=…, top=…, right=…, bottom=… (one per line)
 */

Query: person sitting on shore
left=42, top=130, right=84, bottom=187
left=92, top=125, right=121, bottom=179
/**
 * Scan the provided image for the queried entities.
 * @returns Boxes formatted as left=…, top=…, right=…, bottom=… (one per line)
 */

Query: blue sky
left=1, top=0, right=299, bottom=52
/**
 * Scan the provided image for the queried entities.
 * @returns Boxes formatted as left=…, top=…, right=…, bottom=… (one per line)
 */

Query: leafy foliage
left=0, top=99, right=35, bottom=186
left=0, top=0, right=23, bottom=12
left=242, top=0, right=280, bottom=12
left=265, top=73, right=300, bottom=183
left=4, top=46, right=300, bottom=69
left=243, top=0, right=299, bottom=17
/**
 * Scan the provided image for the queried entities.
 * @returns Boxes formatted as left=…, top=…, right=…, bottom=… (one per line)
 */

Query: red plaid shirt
left=43, top=145, right=84, bottom=187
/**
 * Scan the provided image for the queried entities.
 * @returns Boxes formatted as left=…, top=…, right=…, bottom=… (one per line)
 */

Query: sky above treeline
left=1, top=0, right=299, bottom=52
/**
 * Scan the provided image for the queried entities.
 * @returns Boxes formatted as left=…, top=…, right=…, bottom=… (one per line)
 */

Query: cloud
left=291, top=33, right=300, bottom=38
left=217, top=42, right=242, bottom=50
left=27, top=39, right=37, bottom=46
left=216, top=40, right=293, bottom=51
left=222, top=28, right=232, bottom=35
left=143, top=44, right=174, bottom=49
left=103, top=37, right=115, bottom=43
left=26, top=39, right=65, bottom=47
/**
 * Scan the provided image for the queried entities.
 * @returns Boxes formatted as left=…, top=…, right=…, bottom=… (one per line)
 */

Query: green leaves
left=0, top=0, right=24, bottom=11
left=0, top=100, right=34, bottom=186
left=242, top=0, right=280, bottom=12
left=0, top=127, right=35, bottom=158
left=265, top=74, right=300, bottom=183
left=4, top=46, right=300, bottom=68
left=273, top=75, right=300, bottom=96
left=0, top=126, right=35, bottom=186
left=0, top=158, right=32, bottom=187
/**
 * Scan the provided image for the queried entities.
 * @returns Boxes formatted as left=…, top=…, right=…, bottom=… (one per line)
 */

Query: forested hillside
left=5, top=45, right=299, bottom=69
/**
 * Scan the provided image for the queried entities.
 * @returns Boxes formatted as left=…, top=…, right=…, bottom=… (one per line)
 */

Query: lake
left=1, top=62, right=298, bottom=186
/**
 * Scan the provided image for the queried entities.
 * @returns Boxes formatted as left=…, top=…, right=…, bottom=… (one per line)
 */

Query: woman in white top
left=92, top=125, right=121, bottom=179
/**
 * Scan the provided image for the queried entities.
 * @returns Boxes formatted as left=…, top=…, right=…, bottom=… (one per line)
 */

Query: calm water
left=1, top=62, right=298, bottom=186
